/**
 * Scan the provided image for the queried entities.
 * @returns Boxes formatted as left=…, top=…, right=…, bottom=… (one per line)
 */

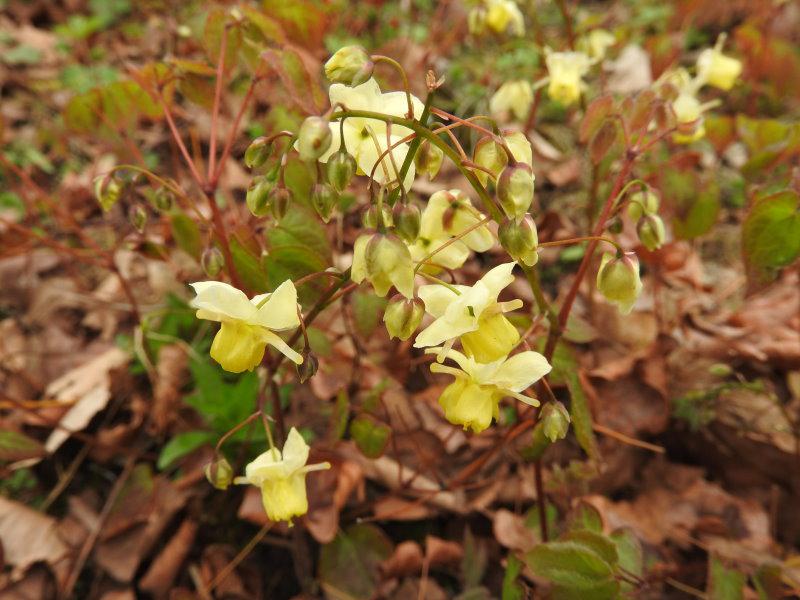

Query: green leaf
left=673, top=180, right=720, bottom=239
left=753, top=562, right=783, bottom=600
left=170, top=213, right=203, bottom=259
left=157, top=430, right=216, bottom=470
left=203, top=8, right=243, bottom=70
left=0, top=429, right=45, bottom=462
left=562, top=530, right=619, bottom=567
left=462, top=527, right=488, bottom=589
left=526, top=541, right=615, bottom=589
left=319, top=524, right=393, bottom=600
left=351, top=291, right=387, bottom=338
left=610, top=527, right=643, bottom=591
left=742, top=190, right=800, bottom=285
left=552, top=580, right=620, bottom=600
left=565, top=370, right=599, bottom=460
left=502, top=554, right=525, bottom=600
left=350, top=415, right=391, bottom=459
left=230, top=238, right=268, bottom=293
left=707, top=556, right=746, bottom=600
left=567, top=501, right=604, bottom=533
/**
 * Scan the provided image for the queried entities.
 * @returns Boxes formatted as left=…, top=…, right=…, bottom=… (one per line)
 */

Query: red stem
left=207, top=25, right=228, bottom=183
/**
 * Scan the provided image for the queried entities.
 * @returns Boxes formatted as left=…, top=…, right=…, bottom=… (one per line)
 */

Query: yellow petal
left=260, top=473, right=309, bottom=522
left=461, top=313, right=520, bottom=363
left=210, top=321, right=267, bottom=373
left=487, top=351, right=552, bottom=392
left=191, top=281, right=258, bottom=323
left=255, top=280, right=301, bottom=331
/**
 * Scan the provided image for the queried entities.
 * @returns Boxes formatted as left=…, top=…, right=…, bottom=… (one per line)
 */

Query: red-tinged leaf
left=628, top=89, right=657, bottom=134
left=589, top=119, right=618, bottom=165
left=203, top=8, right=243, bottom=71
left=579, top=95, right=614, bottom=143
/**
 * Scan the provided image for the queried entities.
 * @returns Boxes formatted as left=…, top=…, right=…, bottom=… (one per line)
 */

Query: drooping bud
left=246, top=176, right=273, bottom=217
left=297, top=116, right=332, bottom=162
left=497, top=162, right=535, bottom=220
left=324, top=46, right=374, bottom=86
left=498, top=215, right=538, bottom=266
left=540, top=401, right=571, bottom=442
left=296, top=350, right=319, bottom=383
left=596, top=252, right=642, bottom=314
left=312, top=183, right=338, bottom=223
left=269, top=185, right=292, bottom=220
left=152, top=187, right=174, bottom=212
left=201, top=246, right=225, bottom=277
left=607, top=216, right=623, bottom=234
left=490, top=80, right=533, bottom=121
left=128, top=204, right=147, bottom=232
left=94, top=174, right=123, bottom=212
left=626, top=189, right=659, bottom=222
left=244, top=136, right=273, bottom=169
left=473, top=136, right=508, bottom=186
left=352, top=232, right=415, bottom=298
left=637, top=214, right=666, bottom=251
left=205, top=457, right=234, bottom=490
left=414, top=140, right=444, bottom=180
left=393, top=203, right=421, bottom=243
left=362, top=204, right=393, bottom=230
left=383, top=295, right=424, bottom=341
left=327, top=150, right=357, bottom=192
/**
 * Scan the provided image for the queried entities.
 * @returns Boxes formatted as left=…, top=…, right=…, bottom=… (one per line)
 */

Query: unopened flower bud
left=297, top=116, right=332, bottom=162
left=473, top=136, right=508, bottom=186
left=393, top=203, right=421, bottom=243
left=540, top=401, right=570, bottom=442
left=467, top=6, right=487, bottom=36
left=327, top=150, right=357, bottom=192
left=627, top=189, right=659, bottom=222
left=201, top=246, right=225, bottom=277
left=498, top=215, right=538, bottom=266
left=607, top=216, right=623, bottom=234
left=296, top=350, right=319, bottom=383
left=352, top=232, right=415, bottom=298
left=312, top=183, right=338, bottom=223
left=205, top=457, right=233, bottom=490
left=596, top=252, right=642, bottom=314
left=497, top=162, right=535, bottom=220
left=637, top=214, right=666, bottom=251
left=362, top=204, right=393, bottom=230
left=246, top=176, right=273, bottom=217
left=244, top=136, right=273, bottom=169
left=94, top=174, right=123, bottom=212
left=129, top=204, right=147, bottom=232
left=153, top=187, right=174, bottom=212
left=324, top=46, right=374, bottom=86
left=383, top=295, right=424, bottom=340
left=414, top=140, right=443, bottom=180
left=269, top=186, right=292, bottom=220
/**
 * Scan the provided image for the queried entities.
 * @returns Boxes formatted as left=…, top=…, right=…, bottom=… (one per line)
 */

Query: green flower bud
left=246, top=176, right=273, bottom=217
left=607, top=216, right=623, bottom=234
left=312, top=183, right=338, bottom=223
left=244, top=136, right=273, bottom=169
left=205, top=457, right=234, bottom=490
left=152, top=187, right=174, bottom=212
left=383, top=295, right=424, bottom=340
left=201, top=246, right=225, bottom=277
left=128, top=204, right=147, bottom=233
left=297, top=116, right=332, bottom=162
left=627, top=190, right=659, bottom=222
left=540, top=401, right=570, bottom=442
left=637, top=214, right=666, bottom=251
left=362, top=204, right=393, bottom=230
left=94, top=174, right=123, bottom=212
left=473, top=136, right=508, bottom=186
left=296, top=350, right=319, bottom=383
left=497, top=163, right=535, bottom=220
left=269, top=186, right=292, bottom=220
left=327, top=150, right=357, bottom=192
left=324, top=46, right=374, bottom=86
left=393, top=203, right=421, bottom=243
left=596, top=252, right=642, bottom=315
left=498, top=215, right=538, bottom=266
left=414, top=140, right=444, bottom=180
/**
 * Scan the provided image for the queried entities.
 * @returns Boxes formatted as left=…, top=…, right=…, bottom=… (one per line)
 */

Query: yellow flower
left=352, top=233, right=416, bottom=298
left=696, top=35, right=742, bottom=91
left=429, top=348, right=551, bottom=433
left=235, top=428, right=330, bottom=523
left=414, top=262, right=523, bottom=362
left=545, top=50, right=592, bottom=106
left=585, top=29, right=616, bottom=60
left=490, top=80, right=533, bottom=121
left=485, top=0, right=525, bottom=37
left=671, top=92, right=706, bottom=143
left=190, top=280, right=303, bottom=372
left=316, top=78, right=424, bottom=190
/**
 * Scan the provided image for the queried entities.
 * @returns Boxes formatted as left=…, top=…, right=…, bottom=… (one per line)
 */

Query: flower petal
left=190, top=281, right=258, bottom=323
left=329, top=78, right=383, bottom=111
left=487, top=351, right=552, bottom=392
left=418, top=284, right=459, bottom=318
left=255, top=280, right=301, bottom=330
left=281, top=427, right=310, bottom=472
left=261, top=330, right=304, bottom=365
left=478, top=262, right=516, bottom=299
